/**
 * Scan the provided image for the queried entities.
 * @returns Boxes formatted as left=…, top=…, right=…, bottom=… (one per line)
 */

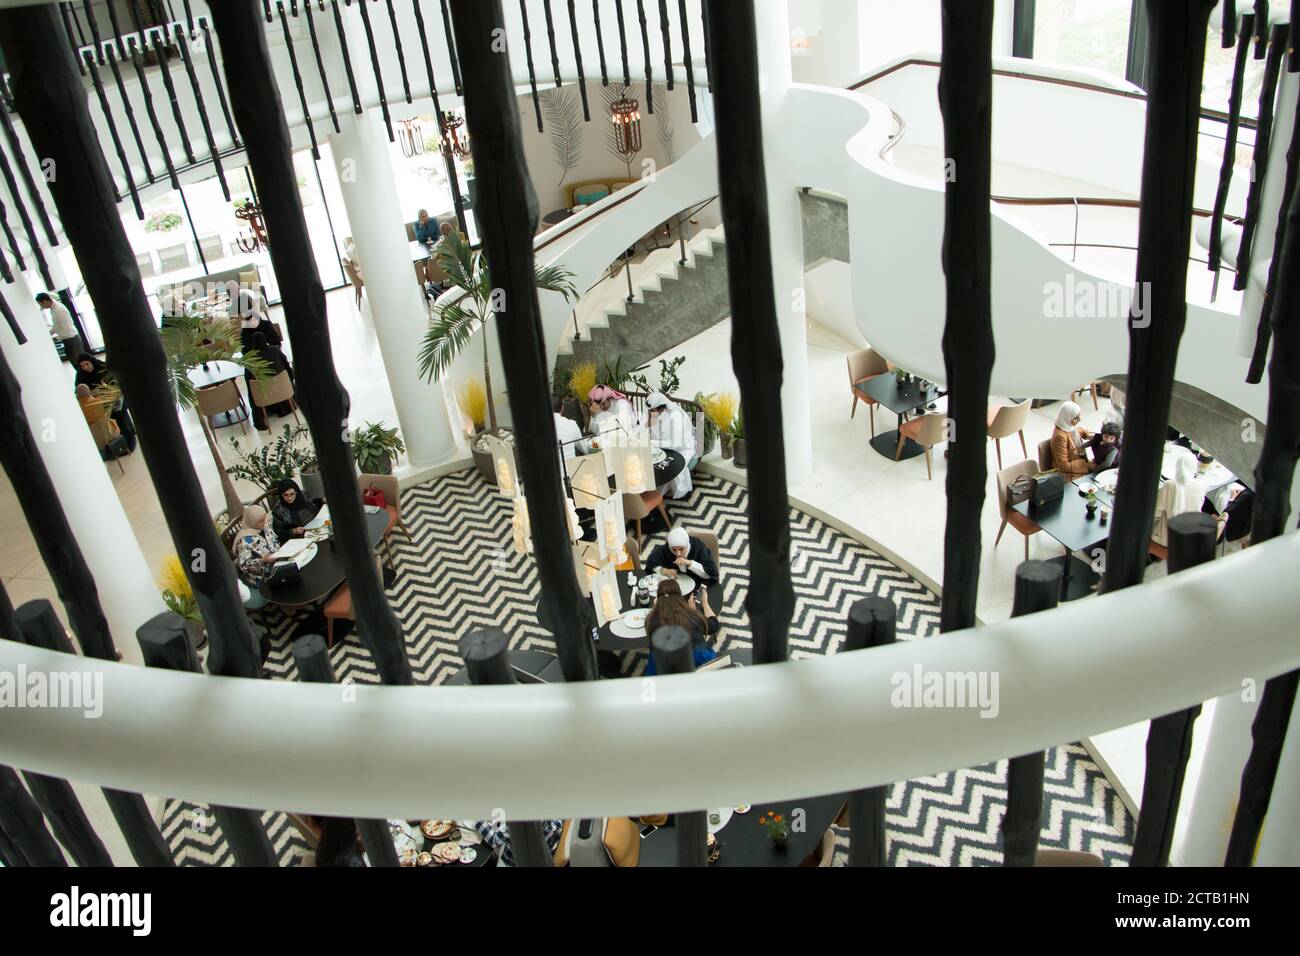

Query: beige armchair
left=846, top=347, right=891, bottom=437
left=986, top=400, right=1029, bottom=470
left=623, top=491, right=671, bottom=549
left=249, top=370, right=301, bottom=424
left=895, top=412, right=948, bottom=480
left=195, top=380, right=248, bottom=434
left=994, top=459, right=1042, bottom=560
left=359, top=473, right=410, bottom=564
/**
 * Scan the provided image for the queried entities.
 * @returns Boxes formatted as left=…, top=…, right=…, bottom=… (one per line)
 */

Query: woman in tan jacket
left=1050, top=401, right=1094, bottom=475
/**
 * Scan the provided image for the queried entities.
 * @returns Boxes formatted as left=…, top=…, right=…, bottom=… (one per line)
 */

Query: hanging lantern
left=441, top=111, right=471, bottom=159
left=511, top=494, right=533, bottom=555
left=609, top=93, right=642, bottom=159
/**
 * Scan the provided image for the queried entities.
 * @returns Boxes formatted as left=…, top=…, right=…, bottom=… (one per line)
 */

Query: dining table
left=596, top=566, right=724, bottom=653
left=1012, top=478, right=1111, bottom=601
left=187, top=359, right=244, bottom=390
left=637, top=792, right=846, bottom=866
left=855, top=374, right=944, bottom=460
left=258, top=507, right=391, bottom=608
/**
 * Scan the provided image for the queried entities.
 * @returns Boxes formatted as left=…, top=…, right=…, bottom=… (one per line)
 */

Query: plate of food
left=651, top=447, right=668, bottom=465
left=421, top=819, right=456, bottom=840
left=432, top=841, right=463, bottom=864
left=621, top=609, right=649, bottom=630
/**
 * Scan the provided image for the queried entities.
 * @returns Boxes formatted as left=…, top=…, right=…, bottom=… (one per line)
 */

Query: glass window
left=1201, top=22, right=1266, bottom=120
left=1033, top=0, right=1134, bottom=81
left=387, top=114, right=479, bottom=245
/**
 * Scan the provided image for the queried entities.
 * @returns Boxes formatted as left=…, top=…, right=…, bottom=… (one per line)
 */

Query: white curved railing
left=1, top=534, right=1296, bottom=820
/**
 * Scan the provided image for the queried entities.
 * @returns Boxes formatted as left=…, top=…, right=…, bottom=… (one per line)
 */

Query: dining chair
left=88, top=417, right=126, bottom=475
left=623, top=491, right=671, bottom=549
left=846, top=347, right=891, bottom=437
left=1071, top=381, right=1100, bottom=410
left=1036, top=438, right=1055, bottom=473
left=195, top=380, right=248, bottom=434
left=986, top=400, right=1030, bottom=470
left=359, top=472, right=410, bottom=564
left=249, top=370, right=301, bottom=424
left=341, top=258, right=364, bottom=309
left=994, top=459, right=1042, bottom=561
left=219, top=515, right=242, bottom=557
left=691, top=529, right=722, bottom=580
left=324, top=554, right=385, bottom=647
left=895, top=413, right=948, bottom=480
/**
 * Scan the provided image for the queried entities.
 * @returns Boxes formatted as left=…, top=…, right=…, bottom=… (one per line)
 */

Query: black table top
left=542, top=208, right=574, bottom=225
left=259, top=508, right=390, bottom=607
left=1013, top=483, right=1110, bottom=554
left=188, top=360, right=244, bottom=390
left=855, top=374, right=942, bottom=416
left=638, top=792, right=845, bottom=867
left=602, top=447, right=686, bottom=488
left=596, top=569, right=723, bottom=652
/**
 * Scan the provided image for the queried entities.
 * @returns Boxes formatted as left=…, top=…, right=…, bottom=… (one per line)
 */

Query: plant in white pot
left=226, top=424, right=318, bottom=497
left=417, top=230, right=578, bottom=482
left=351, top=421, right=405, bottom=476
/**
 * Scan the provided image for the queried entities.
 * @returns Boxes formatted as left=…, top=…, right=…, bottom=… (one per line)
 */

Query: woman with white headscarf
left=1050, top=400, right=1094, bottom=475
left=1152, top=454, right=1208, bottom=547
left=644, top=391, right=695, bottom=499
left=233, top=505, right=281, bottom=587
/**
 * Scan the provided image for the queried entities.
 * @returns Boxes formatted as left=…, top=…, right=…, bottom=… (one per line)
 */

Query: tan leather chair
left=986, top=400, right=1029, bottom=470
left=359, top=472, right=410, bottom=563
left=196, top=380, right=248, bottom=434
left=1036, top=438, right=1055, bottom=473
left=341, top=258, right=364, bottom=308
left=88, top=416, right=125, bottom=475
left=249, top=370, right=301, bottom=423
left=623, top=491, right=671, bottom=549
left=846, top=347, right=891, bottom=437
left=895, top=412, right=948, bottom=480
left=995, top=459, right=1042, bottom=561
left=692, top=529, right=721, bottom=577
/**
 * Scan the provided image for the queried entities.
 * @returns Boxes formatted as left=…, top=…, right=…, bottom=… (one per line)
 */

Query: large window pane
left=1202, top=21, right=1265, bottom=120
left=1033, top=0, right=1133, bottom=81
left=387, top=114, right=479, bottom=244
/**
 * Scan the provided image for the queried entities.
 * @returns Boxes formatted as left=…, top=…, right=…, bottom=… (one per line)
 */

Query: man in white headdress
left=645, top=526, right=717, bottom=586
left=644, top=391, right=695, bottom=499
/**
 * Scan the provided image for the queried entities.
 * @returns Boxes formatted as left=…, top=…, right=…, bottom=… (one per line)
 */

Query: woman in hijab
left=233, top=505, right=281, bottom=586
left=249, top=331, right=297, bottom=424
left=271, top=477, right=321, bottom=541
left=1050, top=400, right=1094, bottom=475
left=587, top=384, right=636, bottom=442
left=236, top=289, right=283, bottom=430
left=644, top=391, right=695, bottom=499
left=1152, top=454, right=1209, bottom=547
left=73, top=353, right=138, bottom=452
left=644, top=579, right=719, bottom=676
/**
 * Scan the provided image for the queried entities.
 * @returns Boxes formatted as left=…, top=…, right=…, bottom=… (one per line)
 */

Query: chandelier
left=441, top=111, right=470, bottom=159
left=609, top=94, right=642, bottom=159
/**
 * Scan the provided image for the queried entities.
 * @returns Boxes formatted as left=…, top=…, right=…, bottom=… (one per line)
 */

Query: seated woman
left=271, top=478, right=321, bottom=541
left=1152, top=455, right=1210, bottom=548
left=643, top=392, right=695, bottom=499
left=74, top=353, right=137, bottom=451
left=233, top=505, right=281, bottom=590
left=248, top=331, right=297, bottom=424
left=1088, top=420, right=1122, bottom=471
left=644, top=579, right=720, bottom=675
left=644, top=527, right=718, bottom=586
left=586, top=385, right=636, bottom=443
left=1050, top=401, right=1094, bottom=475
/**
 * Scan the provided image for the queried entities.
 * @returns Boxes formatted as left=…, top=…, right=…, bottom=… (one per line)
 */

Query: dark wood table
left=596, top=569, right=724, bottom=653
left=259, top=508, right=390, bottom=607
left=638, top=792, right=845, bottom=867
left=1013, top=481, right=1111, bottom=601
left=189, top=360, right=248, bottom=428
left=855, top=375, right=943, bottom=460
left=542, top=207, right=574, bottom=226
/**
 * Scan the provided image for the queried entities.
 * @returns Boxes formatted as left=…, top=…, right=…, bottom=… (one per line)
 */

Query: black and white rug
left=161, top=469, right=1134, bottom=866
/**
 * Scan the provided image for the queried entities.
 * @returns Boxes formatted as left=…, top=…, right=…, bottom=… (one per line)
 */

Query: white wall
left=804, top=259, right=866, bottom=348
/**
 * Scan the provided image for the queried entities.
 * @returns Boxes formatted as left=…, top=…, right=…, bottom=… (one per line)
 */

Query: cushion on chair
left=574, top=185, right=610, bottom=206
left=1007, top=511, right=1040, bottom=536
left=639, top=490, right=664, bottom=507
left=899, top=418, right=925, bottom=440
left=323, top=585, right=352, bottom=620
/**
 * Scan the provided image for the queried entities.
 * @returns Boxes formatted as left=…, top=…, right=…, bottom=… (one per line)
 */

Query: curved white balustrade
left=0, top=535, right=1296, bottom=821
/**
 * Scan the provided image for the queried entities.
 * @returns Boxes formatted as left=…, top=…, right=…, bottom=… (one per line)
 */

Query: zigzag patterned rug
left=161, top=469, right=1133, bottom=866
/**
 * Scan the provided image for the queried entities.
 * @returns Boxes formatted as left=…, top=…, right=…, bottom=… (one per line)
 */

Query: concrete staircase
left=554, top=226, right=730, bottom=381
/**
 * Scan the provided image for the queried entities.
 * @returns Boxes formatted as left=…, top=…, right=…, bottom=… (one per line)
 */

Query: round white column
left=329, top=109, right=459, bottom=468
left=753, top=0, right=813, bottom=484
left=1175, top=688, right=1259, bottom=865
left=1256, top=685, right=1300, bottom=864
left=0, top=274, right=163, bottom=665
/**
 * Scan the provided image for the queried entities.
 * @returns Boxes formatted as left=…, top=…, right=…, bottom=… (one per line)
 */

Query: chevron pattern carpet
left=160, top=469, right=1133, bottom=866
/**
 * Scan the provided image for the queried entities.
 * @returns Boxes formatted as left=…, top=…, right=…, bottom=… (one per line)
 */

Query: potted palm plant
left=350, top=421, right=405, bottom=475
left=731, top=411, right=747, bottom=468
left=162, top=314, right=270, bottom=517
left=418, top=230, right=579, bottom=483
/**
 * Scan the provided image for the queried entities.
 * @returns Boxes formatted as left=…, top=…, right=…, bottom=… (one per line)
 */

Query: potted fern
left=351, top=421, right=405, bottom=475
left=418, top=231, right=577, bottom=483
left=226, top=424, right=317, bottom=495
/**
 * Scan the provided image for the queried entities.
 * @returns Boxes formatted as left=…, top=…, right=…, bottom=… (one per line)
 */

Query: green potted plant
left=1085, top=489, right=1098, bottom=519
left=159, top=554, right=206, bottom=651
left=418, top=230, right=577, bottom=483
left=731, top=411, right=747, bottom=469
left=351, top=421, right=405, bottom=475
left=226, top=423, right=315, bottom=495
left=694, top=390, right=719, bottom=458
left=757, top=810, right=789, bottom=849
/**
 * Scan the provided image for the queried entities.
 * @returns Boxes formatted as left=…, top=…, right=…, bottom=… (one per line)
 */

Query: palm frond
left=161, top=313, right=273, bottom=410
left=535, top=264, right=579, bottom=302
left=435, top=229, right=477, bottom=293
left=418, top=303, right=482, bottom=381
left=540, top=87, right=584, bottom=184
left=653, top=83, right=675, bottom=163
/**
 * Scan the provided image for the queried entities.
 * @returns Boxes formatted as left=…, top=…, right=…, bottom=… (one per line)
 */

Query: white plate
left=706, top=807, right=733, bottom=834
left=609, top=615, right=646, bottom=639
left=1093, top=469, right=1119, bottom=493
left=651, top=448, right=668, bottom=465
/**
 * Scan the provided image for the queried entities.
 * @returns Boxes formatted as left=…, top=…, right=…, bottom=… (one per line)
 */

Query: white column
left=329, top=109, right=459, bottom=468
left=0, top=273, right=163, bottom=665
left=755, top=0, right=814, bottom=484
left=1257, top=687, right=1300, bottom=864
left=1175, top=688, right=1259, bottom=865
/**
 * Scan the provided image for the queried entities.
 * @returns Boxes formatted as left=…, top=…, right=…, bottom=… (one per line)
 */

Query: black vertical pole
left=210, top=0, right=415, bottom=687
left=637, top=0, right=654, bottom=113
left=383, top=0, right=414, bottom=104
left=290, top=634, right=399, bottom=866
left=1234, top=23, right=1288, bottom=293
left=449, top=0, right=599, bottom=682
left=329, top=0, right=364, bottom=115
left=842, top=597, right=896, bottom=866
left=1130, top=514, right=1216, bottom=866
left=593, top=0, right=609, bottom=85
left=355, top=0, right=395, bottom=140
left=938, top=0, right=995, bottom=633
left=277, top=2, right=321, bottom=159
left=658, top=0, right=673, bottom=90
left=439, top=0, right=463, bottom=94
left=649, top=625, right=706, bottom=866
left=543, top=0, right=564, bottom=87
left=136, top=612, right=279, bottom=866
left=133, top=16, right=196, bottom=167
left=303, top=0, right=341, bottom=133
left=518, top=0, right=545, bottom=132
left=1012, top=0, right=1035, bottom=58
left=107, top=1, right=182, bottom=189
left=615, top=0, right=631, bottom=86
left=201, top=17, right=243, bottom=147
left=82, top=51, right=142, bottom=217
left=1101, top=0, right=1217, bottom=596
left=677, top=0, right=696, bottom=122
left=0, top=5, right=265, bottom=682
left=999, top=561, right=1062, bottom=866
left=459, top=629, right=556, bottom=865
left=702, top=0, right=793, bottom=664
left=83, top=1, right=156, bottom=182
left=171, top=22, right=231, bottom=201
left=1253, top=0, right=1268, bottom=58
left=1209, top=14, right=1254, bottom=276
left=567, top=0, right=591, bottom=121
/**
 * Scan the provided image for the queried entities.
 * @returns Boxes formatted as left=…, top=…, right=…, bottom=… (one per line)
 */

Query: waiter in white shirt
left=37, top=291, right=82, bottom=363
left=553, top=396, right=586, bottom=480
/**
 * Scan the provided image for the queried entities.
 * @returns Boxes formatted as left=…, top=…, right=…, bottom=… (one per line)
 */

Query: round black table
left=542, top=208, right=574, bottom=226
left=187, top=360, right=243, bottom=390
left=596, top=569, right=723, bottom=653
left=637, top=792, right=846, bottom=867
left=259, top=508, right=390, bottom=607
left=598, top=447, right=686, bottom=488
left=854, top=375, right=943, bottom=460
